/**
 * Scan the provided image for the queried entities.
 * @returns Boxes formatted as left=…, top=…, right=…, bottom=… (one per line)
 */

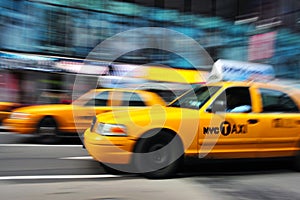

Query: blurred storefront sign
left=55, top=60, right=107, bottom=75
left=0, top=51, right=108, bottom=75
left=0, top=51, right=209, bottom=84
left=248, top=31, right=276, bottom=61
left=0, top=51, right=59, bottom=72
left=0, top=72, right=19, bottom=102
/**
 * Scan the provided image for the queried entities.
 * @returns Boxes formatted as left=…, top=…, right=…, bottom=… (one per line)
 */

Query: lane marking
left=0, top=132, right=16, bottom=135
left=0, top=174, right=121, bottom=180
left=59, top=156, right=93, bottom=160
left=0, top=144, right=82, bottom=147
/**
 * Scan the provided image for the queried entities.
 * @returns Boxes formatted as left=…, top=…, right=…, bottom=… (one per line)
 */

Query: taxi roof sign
left=207, top=59, right=275, bottom=83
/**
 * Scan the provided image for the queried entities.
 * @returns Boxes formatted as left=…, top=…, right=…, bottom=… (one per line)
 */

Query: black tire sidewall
left=134, top=131, right=183, bottom=179
left=294, top=150, right=300, bottom=171
left=36, top=117, right=60, bottom=144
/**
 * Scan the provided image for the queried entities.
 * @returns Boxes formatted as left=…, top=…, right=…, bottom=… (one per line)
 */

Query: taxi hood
left=95, top=105, right=199, bottom=128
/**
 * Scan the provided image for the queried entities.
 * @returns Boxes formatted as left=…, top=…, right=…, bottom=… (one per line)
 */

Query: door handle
left=248, top=119, right=258, bottom=124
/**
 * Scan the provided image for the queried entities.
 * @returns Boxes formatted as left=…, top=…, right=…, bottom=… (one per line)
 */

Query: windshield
left=169, top=86, right=221, bottom=109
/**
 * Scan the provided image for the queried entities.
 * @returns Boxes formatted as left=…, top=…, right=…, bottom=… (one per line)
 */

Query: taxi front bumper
left=84, top=128, right=136, bottom=164
left=2, top=118, right=37, bottom=134
left=0, top=111, right=11, bottom=121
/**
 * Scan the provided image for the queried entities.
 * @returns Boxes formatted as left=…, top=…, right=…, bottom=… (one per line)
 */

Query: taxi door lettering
left=231, top=124, right=237, bottom=133
left=203, top=127, right=219, bottom=134
left=203, top=121, right=247, bottom=135
left=220, top=121, right=231, bottom=136
left=237, top=124, right=247, bottom=134
left=272, top=118, right=294, bottom=128
left=230, top=124, right=247, bottom=134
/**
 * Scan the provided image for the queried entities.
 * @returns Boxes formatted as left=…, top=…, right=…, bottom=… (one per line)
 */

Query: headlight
left=10, top=112, right=31, bottom=119
left=92, top=122, right=127, bottom=136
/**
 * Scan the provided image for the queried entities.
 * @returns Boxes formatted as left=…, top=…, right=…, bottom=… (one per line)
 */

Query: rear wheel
left=36, top=117, right=60, bottom=144
left=133, top=131, right=184, bottom=179
left=294, top=150, right=300, bottom=171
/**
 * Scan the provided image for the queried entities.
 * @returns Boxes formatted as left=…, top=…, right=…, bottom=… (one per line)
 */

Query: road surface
left=0, top=132, right=299, bottom=200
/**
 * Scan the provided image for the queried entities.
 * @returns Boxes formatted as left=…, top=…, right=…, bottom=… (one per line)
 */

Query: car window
left=145, top=89, right=185, bottom=104
left=209, top=87, right=252, bottom=113
left=84, top=91, right=109, bottom=107
left=111, top=92, right=146, bottom=106
left=259, top=88, right=299, bottom=112
left=123, top=92, right=146, bottom=106
left=169, top=86, right=220, bottom=109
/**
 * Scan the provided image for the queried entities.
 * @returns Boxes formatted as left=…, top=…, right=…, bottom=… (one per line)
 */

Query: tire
left=133, top=131, right=184, bottom=179
left=100, top=163, right=123, bottom=175
left=36, top=117, right=60, bottom=144
left=294, top=150, right=300, bottom=171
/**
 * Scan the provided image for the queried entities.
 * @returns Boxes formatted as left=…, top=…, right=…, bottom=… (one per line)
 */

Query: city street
left=1, top=131, right=300, bottom=200
left=1, top=0, right=300, bottom=199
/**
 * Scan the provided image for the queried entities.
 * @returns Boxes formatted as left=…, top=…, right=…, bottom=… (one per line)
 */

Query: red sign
left=248, top=31, right=276, bottom=61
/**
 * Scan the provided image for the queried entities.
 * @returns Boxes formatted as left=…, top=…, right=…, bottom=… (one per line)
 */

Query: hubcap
left=149, top=144, right=167, bottom=164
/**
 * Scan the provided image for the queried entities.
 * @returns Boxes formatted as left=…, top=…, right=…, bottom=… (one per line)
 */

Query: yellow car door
left=198, top=86, right=261, bottom=159
left=255, top=87, right=300, bottom=158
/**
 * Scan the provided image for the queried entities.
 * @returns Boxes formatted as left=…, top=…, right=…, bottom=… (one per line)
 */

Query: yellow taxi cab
left=3, top=88, right=166, bottom=143
left=84, top=81, right=300, bottom=178
left=0, top=102, right=20, bottom=123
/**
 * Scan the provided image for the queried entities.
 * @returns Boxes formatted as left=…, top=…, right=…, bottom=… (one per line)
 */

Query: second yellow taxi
left=3, top=88, right=166, bottom=143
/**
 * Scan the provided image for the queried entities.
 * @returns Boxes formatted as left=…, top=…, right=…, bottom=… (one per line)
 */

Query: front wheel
left=133, top=131, right=184, bottom=179
left=36, top=117, right=60, bottom=144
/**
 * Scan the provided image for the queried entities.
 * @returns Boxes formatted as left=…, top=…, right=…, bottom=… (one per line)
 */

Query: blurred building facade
left=0, top=0, right=300, bottom=103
